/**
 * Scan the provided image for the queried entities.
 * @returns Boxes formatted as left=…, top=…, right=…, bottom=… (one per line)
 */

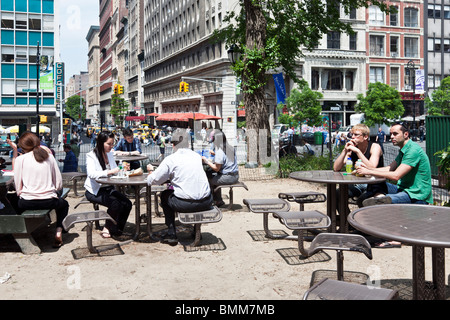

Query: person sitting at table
left=113, top=128, right=142, bottom=170
left=356, top=123, right=433, bottom=248
left=357, top=122, right=433, bottom=206
left=202, top=130, right=239, bottom=208
left=13, top=131, right=69, bottom=248
left=84, top=131, right=132, bottom=239
left=59, top=144, right=78, bottom=172
left=333, top=123, right=387, bottom=208
left=146, top=128, right=212, bottom=246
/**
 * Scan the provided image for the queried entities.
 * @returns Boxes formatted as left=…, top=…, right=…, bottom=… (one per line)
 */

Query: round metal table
left=289, top=170, right=385, bottom=232
left=95, top=173, right=152, bottom=240
left=114, top=154, right=149, bottom=162
left=349, top=204, right=450, bottom=300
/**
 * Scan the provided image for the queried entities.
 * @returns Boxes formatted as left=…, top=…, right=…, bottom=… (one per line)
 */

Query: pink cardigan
left=14, top=151, right=63, bottom=200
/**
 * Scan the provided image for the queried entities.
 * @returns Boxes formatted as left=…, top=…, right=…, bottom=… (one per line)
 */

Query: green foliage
left=435, top=143, right=450, bottom=177
left=65, top=95, right=86, bottom=121
left=278, top=154, right=330, bottom=178
left=110, top=93, right=129, bottom=126
left=237, top=120, right=246, bottom=128
left=356, top=82, right=404, bottom=127
left=425, top=76, right=450, bottom=116
left=281, top=82, right=323, bottom=127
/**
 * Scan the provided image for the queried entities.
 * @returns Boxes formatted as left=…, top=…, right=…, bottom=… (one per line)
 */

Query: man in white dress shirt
left=147, top=128, right=213, bottom=246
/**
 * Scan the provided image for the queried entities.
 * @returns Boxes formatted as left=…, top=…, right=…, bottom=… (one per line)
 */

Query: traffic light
left=184, top=82, right=189, bottom=92
left=118, top=84, right=124, bottom=94
left=39, top=115, right=47, bottom=123
left=114, top=84, right=118, bottom=94
left=179, top=81, right=185, bottom=92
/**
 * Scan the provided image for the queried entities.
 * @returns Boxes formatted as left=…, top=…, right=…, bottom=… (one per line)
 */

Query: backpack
left=305, top=144, right=314, bottom=156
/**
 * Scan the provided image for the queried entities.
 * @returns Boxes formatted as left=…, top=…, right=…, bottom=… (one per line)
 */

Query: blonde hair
left=351, top=124, right=370, bottom=137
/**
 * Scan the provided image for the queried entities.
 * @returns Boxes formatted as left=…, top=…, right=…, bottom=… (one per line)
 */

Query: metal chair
left=278, top=192, right=326, bottom=211
left=177, top=206, right=223, bottom=246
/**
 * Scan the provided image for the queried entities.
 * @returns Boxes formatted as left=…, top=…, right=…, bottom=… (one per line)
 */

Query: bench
left=0, top=188, right=70, bottom=254
left=177, top=206, right=222, bottom=246
left=214, top=181, right=248, bottom=210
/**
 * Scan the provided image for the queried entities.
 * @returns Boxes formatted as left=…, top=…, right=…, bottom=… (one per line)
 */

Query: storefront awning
left=155, top=112, right=221, bottom=122
left=125, top=115, right=145, bottom=121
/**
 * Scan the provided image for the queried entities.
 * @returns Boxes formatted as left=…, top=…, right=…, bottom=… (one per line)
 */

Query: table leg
left=146, top=185, right=152, bottom=237
left=432, top=247, right=446, bottom=300
left=133, top=186, right=141, bottom=240
left=327, top=184, right=337, bottom=233
left=412, top=245, right=425, bottom=300
left=338, top=183, right=349, bottom=233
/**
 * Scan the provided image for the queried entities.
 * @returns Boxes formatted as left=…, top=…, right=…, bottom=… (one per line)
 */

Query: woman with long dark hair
left=84, top=131, right=132, bottom=238
left=13, top=131, right=69, bottom=247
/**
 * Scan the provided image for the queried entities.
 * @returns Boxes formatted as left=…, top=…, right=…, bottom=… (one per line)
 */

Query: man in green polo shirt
left=356, top=123, right=433, bottom=206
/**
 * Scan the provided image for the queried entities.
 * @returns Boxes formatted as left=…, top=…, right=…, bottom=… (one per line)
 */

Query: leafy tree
left=65, top=95, right=86, bottom=121
left=214, top=0, right=393, bottom=163
left=425, top=76, right=450, bottom=116
left=280, top=80, right=323, bottom=127
left=356, top=82, right=404, bottom=127
left=110, top=93, right=129, bottom=126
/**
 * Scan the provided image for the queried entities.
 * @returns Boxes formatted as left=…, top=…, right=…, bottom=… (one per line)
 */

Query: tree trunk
left=243, top=0, right=269, bottom=165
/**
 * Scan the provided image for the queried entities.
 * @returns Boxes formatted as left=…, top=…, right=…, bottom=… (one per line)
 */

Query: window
left=370, top=35, right=384, bottom=56
left=428, top=38, right=434, bottom=52
left=349, top=8, right=357, bottom=19
left=428, top=4, right=441, bottom=19
left=434, top=38, right=442, bottom=51
left=1, top=16, right=14, bottom=29
left=369, top=6, right=384, bottom=25
left=404, top=8, right=418, bottom=28
left=16, top=14, right=27, bottom=29
left=390, top=6, right=398, bottom=26
left=349, top=33, right=357, bottom=50
left=444, top=39, right=450, bottom=52
left=390, top=36, right=399, bottom=57
left=311, top=69, right=320, bottom=90
left=345, top=71, right=354, bottom=90
left=321, top=69, right=343, bottom=90
left=29, top=17, right=41, bottom=30
left=404, top=37, right=418, bottom=58
left=445, top=6, right=450, bottom=19
left=390, top=67, right=399, bottom=89
left=327, top=31, right=340, bottom=49
left=370, top=67, right=384, bottom=83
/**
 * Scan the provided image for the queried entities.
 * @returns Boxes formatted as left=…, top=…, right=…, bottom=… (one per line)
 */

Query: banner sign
left=55, top=62, right=64, bottom=103
left=273, top=73, right=286, bottom=105
left=415, top=69, right=425, bottom=93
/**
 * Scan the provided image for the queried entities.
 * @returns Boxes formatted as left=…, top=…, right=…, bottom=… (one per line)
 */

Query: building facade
left=142, top=0, right=240, bottom=141
left=86, top=25, right=100, bottom=125
left=0, top=0, right=58, bottom=127
left=425, top=0, right=450, bottom=96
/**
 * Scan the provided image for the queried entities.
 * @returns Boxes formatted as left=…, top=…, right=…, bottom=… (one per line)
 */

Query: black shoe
left=161, top=233, right=178, bottom=246
left=215, top=200, right=225, bottom=208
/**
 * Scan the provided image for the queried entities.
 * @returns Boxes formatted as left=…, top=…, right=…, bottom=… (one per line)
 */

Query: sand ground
left=1, top=178, right=449, bottom=300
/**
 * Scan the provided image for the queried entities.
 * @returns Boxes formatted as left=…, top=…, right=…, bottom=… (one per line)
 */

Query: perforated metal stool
left=303, top=278, right=398, bottom=300
left=278, top=192, right=326, bottom=211
left=243, top=198, right=291, bottom=239
left=62, top=210, right=116, bottom=254
left=177, top=206, right=222, bottom=246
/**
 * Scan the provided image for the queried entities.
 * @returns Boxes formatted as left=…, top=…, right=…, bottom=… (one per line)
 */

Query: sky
left=59, top=1, right=99, bottom=83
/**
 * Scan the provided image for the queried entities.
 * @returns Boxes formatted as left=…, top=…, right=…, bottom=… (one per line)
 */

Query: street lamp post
left=407, top=60, right=417, bottom=141
left=35, top=42, right=40, bottom=137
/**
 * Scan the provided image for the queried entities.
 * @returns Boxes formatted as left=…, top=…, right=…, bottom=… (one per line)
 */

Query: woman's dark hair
left=94, top=131, right=115, bottom=170
left=18, top=131, right=49, bottom=163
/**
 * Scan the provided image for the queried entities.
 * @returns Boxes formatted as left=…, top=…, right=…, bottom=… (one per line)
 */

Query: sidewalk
left=1, top=177, right=447, bottom=300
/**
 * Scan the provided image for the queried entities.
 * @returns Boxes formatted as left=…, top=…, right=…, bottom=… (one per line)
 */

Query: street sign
left=22, top=89, right=37, bottom=92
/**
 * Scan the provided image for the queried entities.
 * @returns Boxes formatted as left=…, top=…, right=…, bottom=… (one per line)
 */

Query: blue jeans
left=386, top=183, right=428, bottom=205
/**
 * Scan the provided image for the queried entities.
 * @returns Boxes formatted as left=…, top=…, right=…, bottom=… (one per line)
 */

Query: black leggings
left=18, top=197, right=69, bottom=229
left=85, top=187, right=132, bottom=235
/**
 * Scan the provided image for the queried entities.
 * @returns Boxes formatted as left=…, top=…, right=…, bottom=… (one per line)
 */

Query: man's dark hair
left=123, top=128, right=133, bottom=137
